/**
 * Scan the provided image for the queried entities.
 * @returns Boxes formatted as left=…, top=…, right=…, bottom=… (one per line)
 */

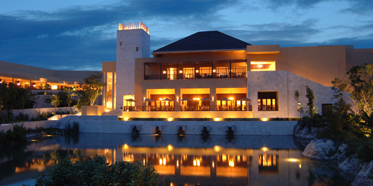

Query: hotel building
left=102, top=22, right=373, bottom=119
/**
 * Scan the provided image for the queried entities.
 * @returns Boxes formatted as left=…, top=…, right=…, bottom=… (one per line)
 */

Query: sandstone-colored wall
left=55, top=116, right=297, bottom=135
left=122, top=111, right=253, bottom=118
left=248, top=71, right=337, bottom=118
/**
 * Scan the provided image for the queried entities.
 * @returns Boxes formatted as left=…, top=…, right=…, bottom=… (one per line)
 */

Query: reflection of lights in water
left=214, top=145, right=221, bottom=152
left=168, top=145, right=173, bottom=151
left=222, top=155, right=227, bottom=162
left=123, top=144, right=128, bottom=149
left=286, top=158, right=301, bottom=162
left=229, top=159, right=235, bottom=167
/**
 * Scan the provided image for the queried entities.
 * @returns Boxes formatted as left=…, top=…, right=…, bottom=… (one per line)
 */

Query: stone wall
left=54, top=116, right=297, bottom=135
left=10, top=107, right=78, bottom=119
left=0, top=120, right=54, bottom=132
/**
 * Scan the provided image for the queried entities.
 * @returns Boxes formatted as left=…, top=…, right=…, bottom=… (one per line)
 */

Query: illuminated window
left=258, top=154, right=279, bottom=174
left=167, top=68, right=177, bottom=80
left=258, top=92, right=277, bottom=111
left=216, top=66, right=228, bottom=77
left=251, top=61, right=276, bottom=71
left=183, top=67, right=195, bottom=79
left=199, top=67, right=212, bottom=78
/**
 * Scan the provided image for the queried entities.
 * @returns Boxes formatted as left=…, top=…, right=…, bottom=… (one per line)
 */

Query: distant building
left=102, top=22, right=373, bottom=118
left=0, top=60, right=100, bottom=91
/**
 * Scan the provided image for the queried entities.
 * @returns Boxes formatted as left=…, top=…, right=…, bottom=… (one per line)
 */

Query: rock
left=338, top=157, right=362, bottom=178
left=293, top=123, right=320, bottom=139
left=352, top=161, right=373, bottom=186
left=331, top=143, right=347, bottom=162
left=302, top=139, right=336, bottom=160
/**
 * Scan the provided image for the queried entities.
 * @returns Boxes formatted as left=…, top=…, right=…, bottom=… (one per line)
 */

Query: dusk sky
left=1, top=0, right=373, bottom=71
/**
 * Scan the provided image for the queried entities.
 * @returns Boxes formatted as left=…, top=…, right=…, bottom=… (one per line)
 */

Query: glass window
left=258, top=92, right=277, bottom=111
left=183, top=67, right=195, bottom=79
left=166, top=68, right=177, bottom=80
left=251, top=61, right=276, bottom=71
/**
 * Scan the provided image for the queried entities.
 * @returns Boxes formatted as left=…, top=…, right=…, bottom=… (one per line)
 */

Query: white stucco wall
left=116, top=29, right=150, bottom=109
left=54, top=116, right=297, bottom=135
left=248, top=71, right=339, bottom=118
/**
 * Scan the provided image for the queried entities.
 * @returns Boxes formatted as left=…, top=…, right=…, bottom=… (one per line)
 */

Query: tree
left=78, top=73, right=105, bottom=106
left=332, top=63, right=373, bottom=116
left=64, top=87, right=77, bottom=114
left=305, top=86, right=316, bottom=117
left=50, top=95, right=61, bottom=114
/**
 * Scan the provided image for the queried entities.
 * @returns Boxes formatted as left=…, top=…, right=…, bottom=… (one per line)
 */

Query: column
left=210, top=88, right=216, bottom=111
left=175, top=88, right=180, bottom=111
left=103, top=72, right=106, bottom=107
left=112, top=72, right=115, bottom=110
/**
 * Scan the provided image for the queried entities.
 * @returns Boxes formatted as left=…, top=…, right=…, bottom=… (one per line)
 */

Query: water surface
left=0, top=134, right=349, bottom=186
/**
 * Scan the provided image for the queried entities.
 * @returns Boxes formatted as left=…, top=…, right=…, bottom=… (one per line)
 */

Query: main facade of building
left=102, top=22, right=373, bottom=119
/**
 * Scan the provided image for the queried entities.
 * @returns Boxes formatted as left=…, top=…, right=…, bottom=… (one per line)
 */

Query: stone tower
left=116, top=22, right=150, bottom=109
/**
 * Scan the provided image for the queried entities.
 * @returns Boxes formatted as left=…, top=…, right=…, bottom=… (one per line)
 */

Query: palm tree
left=50, top=95, right=62, bottom=115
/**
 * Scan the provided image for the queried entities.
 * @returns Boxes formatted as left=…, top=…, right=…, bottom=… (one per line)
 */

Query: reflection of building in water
left=78, top=144, right=309, bottom=186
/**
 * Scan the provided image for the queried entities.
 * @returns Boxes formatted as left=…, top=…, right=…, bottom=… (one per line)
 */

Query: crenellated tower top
left=118, top=22, right=149, bottom=34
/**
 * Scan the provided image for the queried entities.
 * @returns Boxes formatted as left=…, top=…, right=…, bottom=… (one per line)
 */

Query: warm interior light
left=261, top=118, right=268, bottom=121
left=222, top=155, right=227, bottom=162
left=163, top=71, right=166, bottom=74
left=286, top=158, right=301, bottom=162
left=105, top=109, right=110, bottom=112
left=261, top=147, right=268, bottom=151
left=258, top=64, right=263, bottom=68
left=212, top=162, right=215, bottom=168
left=168, top=118, right=173, bottom=122
left=124, top=118, right=129, bottom=121
left=179, top=70, right=182, bottom=73
left=124, top=144, right=129, bottom=149
left=229, top=97, right=234, bottom=100
left=159, top=159, right=163, bottom=165
left=229, top=159, right=235, bottom=167
left=214, top=118, right=221, bottom=121
left=16, top=82, right=20, bottom=86
left=196, top=70, right=199, bottom=73
left=213, top=69, right=216, bottom=72
left=159, top=98, right=163, bottom=100
left=176, top=97, right=179, bottom=101
left=212, top=96, right=214, bottom=101
left=176, top=160, right=179, bottom=167
left=51, top=85, right=58, bottom=90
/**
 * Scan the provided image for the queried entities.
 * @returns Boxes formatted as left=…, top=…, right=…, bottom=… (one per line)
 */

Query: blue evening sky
left=0, top=0, right=372, bottom=71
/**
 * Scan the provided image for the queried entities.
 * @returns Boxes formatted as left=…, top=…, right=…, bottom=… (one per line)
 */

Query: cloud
left=224, top=20, right=320, bottom=45
left=0, top=0, right=237, bottom=70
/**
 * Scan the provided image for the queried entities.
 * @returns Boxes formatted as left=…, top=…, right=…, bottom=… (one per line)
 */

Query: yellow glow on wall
left=214, top=146, right=221, bottom=152
left=168, top=144, right=173, bottom=151
left=251, top=61, right=276, bottom=71
left=261, top=147, right=269, bottom=151
left=216, top=88, right=246, bottom=94
left=180, top=88, right=210, bottom=95
left=123, top=144, right=129, bottom=149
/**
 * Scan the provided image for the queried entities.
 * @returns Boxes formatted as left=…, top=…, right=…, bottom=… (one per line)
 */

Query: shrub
left=0, top=125, right=27, bottom=145
left=34, top=156, right=171, bottom=186
left=15, top=113, right=29, bottom=121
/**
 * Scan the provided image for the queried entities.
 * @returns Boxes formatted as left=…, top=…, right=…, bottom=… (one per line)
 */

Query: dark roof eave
left=152, top=48, right=247, bottom=55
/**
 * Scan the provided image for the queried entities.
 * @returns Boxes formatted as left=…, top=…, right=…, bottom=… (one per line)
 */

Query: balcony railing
left=144, top=72, right=246, bottom=80
left=123, top=105, right=251, bottom=111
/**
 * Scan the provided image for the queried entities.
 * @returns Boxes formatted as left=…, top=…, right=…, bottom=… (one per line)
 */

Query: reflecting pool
left=0, top=134, right=350, bottom=186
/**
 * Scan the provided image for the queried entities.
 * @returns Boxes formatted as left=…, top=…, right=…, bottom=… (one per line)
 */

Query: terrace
left=144, top=59, right=247, bottom=80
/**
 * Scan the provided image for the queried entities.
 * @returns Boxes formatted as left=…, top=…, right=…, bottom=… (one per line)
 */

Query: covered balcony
left=144, top=59, right=247, bottom=80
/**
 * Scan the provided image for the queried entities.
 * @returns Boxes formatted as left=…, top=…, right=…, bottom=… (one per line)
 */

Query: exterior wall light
left=261, top=147, right=268, bottom=151
left=212, top=96, right=214, bottom=101
left=179, top=70, right=182, bottom=73
left=124, top=118, right=129, bottom=121
left=163, top=71, right=166, bottom=74
left=261, top=118, right=268, bottom=121
left=213, top=69, right=216, bottom=72
left=214, top=118, right=221, bottom=121
left=168, top=118, right=173, bottom=121
left=168, top=144, right=173, bottom=151
left=176, top=97, right=179, bottom=101
left=196, top=70, right=199, bottom=73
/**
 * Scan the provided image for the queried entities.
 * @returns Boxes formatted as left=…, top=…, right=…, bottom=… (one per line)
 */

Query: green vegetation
left=0, top=125, right=27, bottom=145
left=34, top=156, right=171, bottom=186
left=64, top=87, right=77, bottom=114
left=77, top=73, right=105, bottom=108
left=298, top=63, right=373, bottom=162
left=50, top=95, right=62, bottom=114
left=0, top=83, right=35, bottom=123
